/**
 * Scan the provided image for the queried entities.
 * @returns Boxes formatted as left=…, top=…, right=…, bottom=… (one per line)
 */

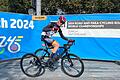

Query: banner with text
left=0, top=12, right=120, bottom=61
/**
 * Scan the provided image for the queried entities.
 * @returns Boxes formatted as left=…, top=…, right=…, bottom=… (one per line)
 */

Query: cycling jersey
left=41, top=22, right=68, bottom=44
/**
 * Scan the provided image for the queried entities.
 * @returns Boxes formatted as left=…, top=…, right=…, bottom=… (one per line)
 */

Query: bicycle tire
left=61, top=53, right=84, bottom=77
left=20, top=53, right=42, bottom=77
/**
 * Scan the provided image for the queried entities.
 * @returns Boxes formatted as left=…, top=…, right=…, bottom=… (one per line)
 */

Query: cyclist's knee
left=52, top=41, right=60, bottom=48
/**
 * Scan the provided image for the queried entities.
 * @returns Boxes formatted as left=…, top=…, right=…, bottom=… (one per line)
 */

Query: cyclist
left=41, top=16, right=73, bottom=62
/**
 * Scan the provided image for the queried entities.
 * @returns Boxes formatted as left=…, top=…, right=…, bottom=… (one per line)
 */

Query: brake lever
left=73, top=40, right=75, bottom=45
left=68, top=40, right=75, bottom=45
left=73, top=41, right=75, bottom=45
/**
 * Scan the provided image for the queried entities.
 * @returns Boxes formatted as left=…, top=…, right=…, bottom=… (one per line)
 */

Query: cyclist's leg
left=44, top=38, right=60, bottom=54
left=51, top=40, right=60, bottom=54
left=50, top=40, right=60, bottom=61
left=48, top=40, right=59, bottom=69
left=44, top=38, right=59, bottom=62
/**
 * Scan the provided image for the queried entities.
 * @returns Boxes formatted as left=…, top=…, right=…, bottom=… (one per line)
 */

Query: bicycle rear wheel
left=20, top=53, right=42, bottom=77
left=61, top=54, right=84, bottom=77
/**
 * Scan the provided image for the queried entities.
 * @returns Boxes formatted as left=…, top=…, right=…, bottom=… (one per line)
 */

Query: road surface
left=0, top=60, right=120, bottom=80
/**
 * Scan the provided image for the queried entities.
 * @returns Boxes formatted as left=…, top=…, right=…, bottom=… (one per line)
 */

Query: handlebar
left=64, top=40, right=75, bottom=49
left=68, top=40, right=75, bottom=45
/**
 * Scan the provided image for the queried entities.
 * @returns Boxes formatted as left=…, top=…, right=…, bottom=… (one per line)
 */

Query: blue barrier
left=0, top=12, right=120, bottom=61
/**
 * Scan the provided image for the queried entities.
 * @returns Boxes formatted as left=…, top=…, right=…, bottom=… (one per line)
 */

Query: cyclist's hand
left=68, top=39, right=75, bottom=42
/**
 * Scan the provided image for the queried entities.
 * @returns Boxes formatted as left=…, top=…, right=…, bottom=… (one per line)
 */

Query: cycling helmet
left=59, top=16, right=66, bottom=24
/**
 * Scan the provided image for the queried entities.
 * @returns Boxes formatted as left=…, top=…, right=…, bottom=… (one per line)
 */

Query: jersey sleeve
left=58, top=28, right=69, bottom=41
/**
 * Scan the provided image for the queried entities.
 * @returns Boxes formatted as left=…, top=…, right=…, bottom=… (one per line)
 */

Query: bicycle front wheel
left=61, top=54, right=84, bottom=77
left=20, top=53, right=42, bottom=77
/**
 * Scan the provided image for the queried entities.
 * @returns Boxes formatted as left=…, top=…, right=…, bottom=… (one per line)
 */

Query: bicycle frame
left=40, top=40, right=75, bottom=62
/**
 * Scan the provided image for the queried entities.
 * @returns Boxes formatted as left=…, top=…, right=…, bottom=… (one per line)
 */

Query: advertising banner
left=0, top=12, right=120, bottom=61
left=0, top=12, right=34, bottom=60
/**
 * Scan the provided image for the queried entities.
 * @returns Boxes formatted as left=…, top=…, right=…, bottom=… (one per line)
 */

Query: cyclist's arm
left=58, top=28, right=69, bottom=41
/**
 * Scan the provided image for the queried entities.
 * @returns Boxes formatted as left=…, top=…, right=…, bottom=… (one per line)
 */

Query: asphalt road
left=0, top=60, right=120, bottom=80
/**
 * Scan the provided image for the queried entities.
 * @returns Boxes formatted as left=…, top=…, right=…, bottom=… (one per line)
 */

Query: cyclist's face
left=60, top=21, right=65, bottom=26
left=57, top=20, right=62, bottom=26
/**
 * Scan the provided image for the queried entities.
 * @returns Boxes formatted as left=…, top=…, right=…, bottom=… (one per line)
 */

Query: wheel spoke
left=61, top=54, right=84, bottom=77
left=20, top=53, right=42, bottom=77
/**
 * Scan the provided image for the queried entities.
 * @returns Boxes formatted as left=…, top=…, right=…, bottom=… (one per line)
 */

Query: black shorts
left=42, top=37, right=55, bottom=47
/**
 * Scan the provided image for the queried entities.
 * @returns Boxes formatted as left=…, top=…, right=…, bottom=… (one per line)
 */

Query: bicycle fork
left=66, top=52, right=73, bottom=67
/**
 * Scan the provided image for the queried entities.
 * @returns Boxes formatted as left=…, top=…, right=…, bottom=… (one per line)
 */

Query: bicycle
left=20, top=40, right=84, bottom=77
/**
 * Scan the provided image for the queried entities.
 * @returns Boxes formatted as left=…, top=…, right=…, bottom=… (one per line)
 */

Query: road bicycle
left=20, top=40, right=84, bottom=77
